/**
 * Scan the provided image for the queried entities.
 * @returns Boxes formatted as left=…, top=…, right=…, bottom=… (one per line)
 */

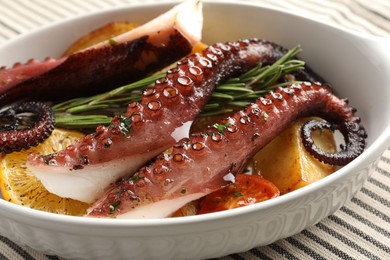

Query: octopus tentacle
left=27, top=38, right=288, bottom=203
left=0, top=102, right=55, bottom=154
left=301, top=119, right=367, bottom=165
left=0, top=0, right=203, bottom=106
left=87, top=82, right=367, bottom=219
left=0, top=57, right=63, bottom=95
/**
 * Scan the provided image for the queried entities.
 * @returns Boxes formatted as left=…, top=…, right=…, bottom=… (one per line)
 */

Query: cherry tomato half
left=198, top=174, right=280, bottom=214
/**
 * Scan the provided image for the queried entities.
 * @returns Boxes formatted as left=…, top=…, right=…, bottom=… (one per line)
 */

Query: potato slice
left=171, top=200, right=199, bottom=217
left=247, top=117, right=338, bottom=194
left=62, top=22, right=138, bottom=56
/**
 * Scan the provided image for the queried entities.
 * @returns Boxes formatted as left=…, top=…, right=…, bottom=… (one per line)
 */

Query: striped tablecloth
left=0, top=0, right=389, bottom=259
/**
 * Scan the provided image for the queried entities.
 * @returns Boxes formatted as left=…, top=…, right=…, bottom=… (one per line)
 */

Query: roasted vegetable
left=198, top=174, right=279, bottom=214
left=248, top=117, right=338, bottom=194
left=62, top=22, right=138, bottom=55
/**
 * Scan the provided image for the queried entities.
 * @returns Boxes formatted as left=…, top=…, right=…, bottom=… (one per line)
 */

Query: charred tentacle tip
left=0, top=101, right=55, bottom=154
left=301, top=119, right=367, bottom=166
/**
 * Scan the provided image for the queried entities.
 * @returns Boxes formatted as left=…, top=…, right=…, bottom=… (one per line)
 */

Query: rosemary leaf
left=89, top=73, right=164, bottom=105
left=67, top=104, right=109, bottom=114
left=55, top=115, right=112, bottom=129
left=211, top=92, right=235, bottom=100
left=259, top=65, right=283, bottom=88
left=216, top=83, right=253, bottom=93
left=200, top=108, right=234, bottom=117
left=203, top=103, right=221, bottom=110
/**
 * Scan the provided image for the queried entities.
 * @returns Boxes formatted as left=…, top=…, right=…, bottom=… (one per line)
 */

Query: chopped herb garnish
left=1, top=79, right=10, bottom=85
left=130, top=172, right=141, bottom=183
left=115, top=116, right=133, bottom=136
left=108, top=38, right=118, bottom=45
left=81, top=155, right=89, bottom=165
left=230, top=162, right=237, bottom=171
left=212, top=122, right=231, bottom=132
left=234, top=192, right=243, bottom=197
left=109, top=201, right=121, bottom=214
left=72, top=164, right=84, bottom=170
left=42, top=154, right=57, bottom=165
left=116, top=189, right=126, bottom=196
left=181, top=188, right=187, bottom=194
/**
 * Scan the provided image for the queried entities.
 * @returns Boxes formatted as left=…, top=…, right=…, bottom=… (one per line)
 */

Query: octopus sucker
left=87, top=82, right=366, bottom=219
left=0, top=0, right=203, bottom=106
left=0, top=102, right=55, bottom=154
left=27, top=39, right=288, bottom=203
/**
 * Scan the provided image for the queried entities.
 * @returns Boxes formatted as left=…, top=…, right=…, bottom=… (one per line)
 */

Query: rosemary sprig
left=53, top=45, right=304, bottom=130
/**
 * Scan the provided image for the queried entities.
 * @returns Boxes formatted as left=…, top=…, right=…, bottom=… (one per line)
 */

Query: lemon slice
left=0, top=128, right=89, bottom=216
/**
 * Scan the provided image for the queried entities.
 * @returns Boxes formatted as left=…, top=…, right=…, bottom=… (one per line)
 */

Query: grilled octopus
left=27, top=39, right=289, bottom=203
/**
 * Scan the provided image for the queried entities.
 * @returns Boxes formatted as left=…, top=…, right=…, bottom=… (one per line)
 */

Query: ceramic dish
left=0, top=1, right=389, bottom=259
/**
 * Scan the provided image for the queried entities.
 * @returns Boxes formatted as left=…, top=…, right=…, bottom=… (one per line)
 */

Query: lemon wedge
left=0, top=128, right=89, bottom=215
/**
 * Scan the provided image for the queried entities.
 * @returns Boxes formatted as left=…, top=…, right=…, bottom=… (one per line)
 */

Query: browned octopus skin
left=0, top=102, right=55, bottom=154
left=88, top=82, right=367, bottom=218
left=0, top=31, right=193, bottom=106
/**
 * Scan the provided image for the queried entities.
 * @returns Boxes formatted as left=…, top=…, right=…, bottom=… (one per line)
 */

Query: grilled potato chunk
left=248, top=117, right=338, bottom=194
